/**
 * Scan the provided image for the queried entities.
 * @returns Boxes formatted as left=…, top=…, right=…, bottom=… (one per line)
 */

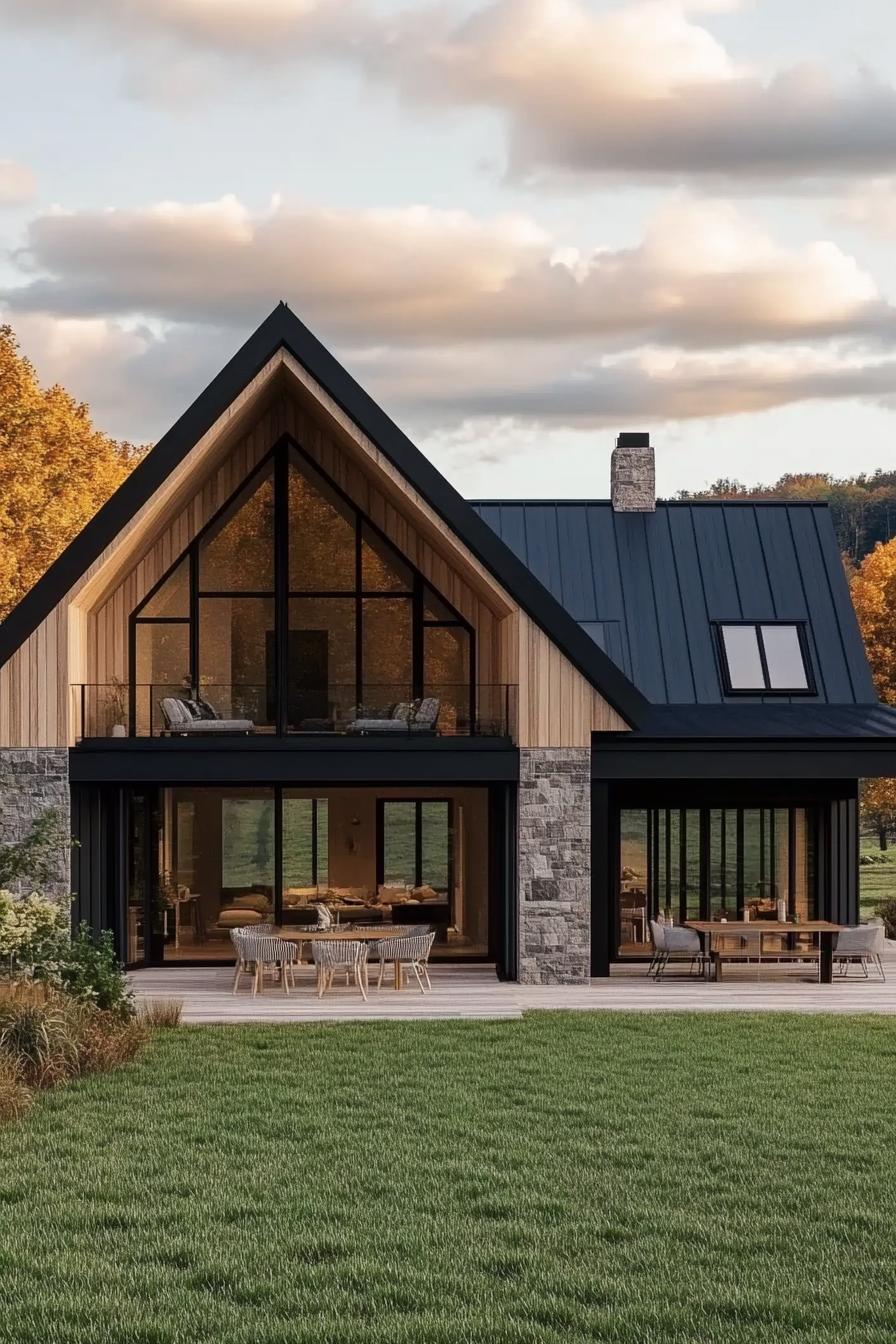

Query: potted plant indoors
left=106, top=675, right=128, bottom=737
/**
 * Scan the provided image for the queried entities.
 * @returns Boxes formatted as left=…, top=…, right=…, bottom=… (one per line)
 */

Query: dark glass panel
left=287, top=597, right=356, bottom=727
left=423, top=587, right=458, bottom=623
left=288, top=458, right=356, bottom=591
left=423, top=625, right=470, bottom=734
left=361, top=523, right=413, bottom=593
left=362, top=598, right=412, bottom=709
left=134, top=622, right=190, bottom=736
left=140, top=558, right=189, bottom=618
left=198, top=596, right=275, bottom=728
left=200, top=466, right=274, bottom=592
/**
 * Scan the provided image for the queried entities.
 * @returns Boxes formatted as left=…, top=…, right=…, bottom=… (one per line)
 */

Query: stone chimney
left=611, top=431, right=655, bottom=512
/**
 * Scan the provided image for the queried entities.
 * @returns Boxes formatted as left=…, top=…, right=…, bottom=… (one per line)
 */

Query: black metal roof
left=472, top=499, right=877, bottom=707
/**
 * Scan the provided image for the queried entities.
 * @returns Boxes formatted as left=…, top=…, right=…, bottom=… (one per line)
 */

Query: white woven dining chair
left=374, top=931, right=436, bottom=993
left=311, top=939, right=369, bottom=1000
left=232, top=928, right=299, bottom=997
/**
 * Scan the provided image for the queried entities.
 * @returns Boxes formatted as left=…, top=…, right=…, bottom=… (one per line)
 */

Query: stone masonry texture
left=610, top=444, right=656, bottom=512
left=518, top=747, right=591, bottom=984
left=0, top=749, right=71, bottom=901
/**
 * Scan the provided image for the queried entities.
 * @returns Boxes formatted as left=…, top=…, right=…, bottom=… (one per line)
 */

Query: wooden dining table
left=273, top=924, right=415, bottom=990
left=685, top=920, right=843, bottom=983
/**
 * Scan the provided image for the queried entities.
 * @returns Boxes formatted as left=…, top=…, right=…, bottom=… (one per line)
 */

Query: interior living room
left=126, top=784, right=494, bottom=966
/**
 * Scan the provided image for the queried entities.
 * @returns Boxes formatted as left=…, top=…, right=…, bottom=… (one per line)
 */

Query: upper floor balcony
left=71, top=682, right=518, bottom=742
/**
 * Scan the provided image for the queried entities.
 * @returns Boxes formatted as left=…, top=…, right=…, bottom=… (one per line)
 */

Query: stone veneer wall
left=0, top=749, right=71, bottom=901
left=517, top=747, right=591, bottom=984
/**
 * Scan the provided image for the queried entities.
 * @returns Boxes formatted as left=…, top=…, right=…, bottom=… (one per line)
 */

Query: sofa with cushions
left=345, top=697, right=440, bottom=736
left=159, top=695, right=255, bottom=736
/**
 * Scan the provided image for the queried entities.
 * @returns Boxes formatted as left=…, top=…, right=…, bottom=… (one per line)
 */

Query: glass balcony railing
left=71, top=683, right=518, bottom=741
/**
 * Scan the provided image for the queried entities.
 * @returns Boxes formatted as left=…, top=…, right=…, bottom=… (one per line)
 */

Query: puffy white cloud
left=6, top=194, right=892, bottom=349
left=0, top=158, right=35, bottom=206
left=4, top=0, right=896, bottom=184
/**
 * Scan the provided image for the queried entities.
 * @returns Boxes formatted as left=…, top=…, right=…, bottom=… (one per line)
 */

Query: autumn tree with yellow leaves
left=0, top=325, right=145, bottom=621
left=851, top=540, right=896, bottom=850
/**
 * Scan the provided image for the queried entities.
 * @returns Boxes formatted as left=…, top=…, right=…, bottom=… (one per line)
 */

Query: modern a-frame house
left=1, top=304, right=895, bottom=981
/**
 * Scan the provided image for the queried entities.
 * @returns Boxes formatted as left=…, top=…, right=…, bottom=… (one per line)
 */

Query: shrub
left=57, top=924, right=134, bottom=1017
left=76, top=1010, right=147, bottom=1074
left=875, top=897, right=896, bottom=939
left=0, top=1052, right=32, bottom=1125
left=0, top=889, right=69, bottom=976
left=0, top=980, right=147, bottom=1115
left=0, top=982, right=82, bottom=1088
left=139, top=998, right=183, bottom=1030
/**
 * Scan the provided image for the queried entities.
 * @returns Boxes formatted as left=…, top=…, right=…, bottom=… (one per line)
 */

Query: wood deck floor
left=130, top=954, right=896, bottom=1023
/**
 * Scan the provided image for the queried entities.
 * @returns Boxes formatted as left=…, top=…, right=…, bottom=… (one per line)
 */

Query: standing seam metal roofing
left=471, top=500, right=877, bottom=707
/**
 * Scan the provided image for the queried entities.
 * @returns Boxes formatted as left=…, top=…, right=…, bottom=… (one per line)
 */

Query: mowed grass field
left=2, top=1013, right=896, bottom=1343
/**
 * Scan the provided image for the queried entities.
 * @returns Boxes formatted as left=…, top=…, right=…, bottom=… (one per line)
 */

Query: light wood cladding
left=0, top=358, right=631, bottom=747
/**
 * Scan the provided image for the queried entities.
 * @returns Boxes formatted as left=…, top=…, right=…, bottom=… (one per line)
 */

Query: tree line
left=681, top=472, right=896, bottom=567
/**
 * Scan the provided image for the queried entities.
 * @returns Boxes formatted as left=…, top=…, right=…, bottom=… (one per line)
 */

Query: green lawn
left=2, top=1013, right=896, bottom=1343
left=860, top=832, right=896, bottom=920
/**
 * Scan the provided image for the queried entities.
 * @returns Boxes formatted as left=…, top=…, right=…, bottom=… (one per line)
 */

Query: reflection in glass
left=288, top=459, right=356, bottom=591
left=134, top=623, right=190, bottom=735
left=200, top=468, right=275, bottom=592
left=424, top=625, right=470, bottom=734
left=361, top=523, right=412, bottom=593
left=198, top=596, right=275, bottom=727
left=617, top=803, right=818, bottom=957
left=362, top=598, right=412, bottom=708
left=140, top=558, right=189, bottom=618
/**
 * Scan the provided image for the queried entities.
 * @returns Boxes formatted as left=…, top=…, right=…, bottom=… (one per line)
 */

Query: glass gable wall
left=130, top=441, right=475, bottom=734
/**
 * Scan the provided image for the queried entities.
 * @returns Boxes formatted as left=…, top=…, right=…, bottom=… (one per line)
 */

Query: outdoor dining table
left=685, top=920, right=844, bottom=983
left=273, top=924, right=417, bottom=990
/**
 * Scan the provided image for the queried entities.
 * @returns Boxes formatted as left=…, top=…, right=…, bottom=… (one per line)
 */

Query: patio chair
left=312, top=939, right=369, bottom=1001
left=648, top=919, right=704, bottom=980
left=833, top=924, right=886, bottom=981
left=373, top=931, right=436, bottom=993
left=232, top=928, right=299, bottom=997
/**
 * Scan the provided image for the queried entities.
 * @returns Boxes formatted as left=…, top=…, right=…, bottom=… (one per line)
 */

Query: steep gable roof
left=473, top=499, right=877, bottom=706
left=0, top=304, right=647, bottom=726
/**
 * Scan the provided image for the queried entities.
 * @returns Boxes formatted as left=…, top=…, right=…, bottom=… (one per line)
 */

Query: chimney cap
left=616, top=431, right=650, bottom=449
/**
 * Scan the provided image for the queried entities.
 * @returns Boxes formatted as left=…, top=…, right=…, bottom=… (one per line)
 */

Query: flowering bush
left=0, top=889, right=69, bottom=976
left=0, top=892, right=132, bottom=1016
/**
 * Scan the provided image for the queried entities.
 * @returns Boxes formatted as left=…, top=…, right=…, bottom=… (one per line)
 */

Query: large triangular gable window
left=131, top=440, right=474, bottom=736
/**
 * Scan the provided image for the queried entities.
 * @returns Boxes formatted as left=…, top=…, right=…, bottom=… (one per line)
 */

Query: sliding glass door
left=616, top=804, right=818, bottom=958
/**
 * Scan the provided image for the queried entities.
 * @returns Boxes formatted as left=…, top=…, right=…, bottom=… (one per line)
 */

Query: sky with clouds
left=1, top=0, right=896, bottom=498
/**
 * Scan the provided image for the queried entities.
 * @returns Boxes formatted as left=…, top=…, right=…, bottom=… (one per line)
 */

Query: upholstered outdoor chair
left=833, top=924, right=886, bottom=981
left=312, top=939, right=369, bottom=1000
left=373, top=931, right=436, bottom=993
left=232, top=928, right=299, bottom=997
left=648, top=919, right=704, bottom=980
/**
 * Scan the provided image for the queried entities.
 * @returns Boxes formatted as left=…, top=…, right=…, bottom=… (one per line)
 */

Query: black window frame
left=376, top=798, right=455, bottom=893
left=714, top=621, right=816, bottom=696
left=129, top=433, right=476, bottom=734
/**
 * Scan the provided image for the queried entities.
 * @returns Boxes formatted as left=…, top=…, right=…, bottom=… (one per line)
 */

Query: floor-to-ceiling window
left=617, top=804, right=818, bottom=958
left=132, top=786, right=491, bottom=964
left=130, top=440, right=474, bottom=735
